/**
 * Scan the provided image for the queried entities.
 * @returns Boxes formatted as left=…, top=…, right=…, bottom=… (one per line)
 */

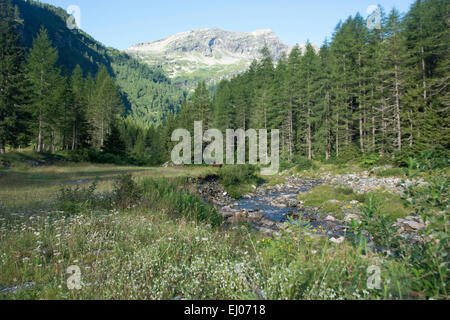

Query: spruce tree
left=25, top=27, right=59, bottom=152
left=0, top=0, right=29, bottom=153
left=102, top=118, right=126, bottom=157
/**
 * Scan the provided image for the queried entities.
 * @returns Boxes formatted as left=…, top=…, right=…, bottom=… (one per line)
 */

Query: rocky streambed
left=195, top=173, right=427, bottom=245
left=196, top=176, right=349, bottom=242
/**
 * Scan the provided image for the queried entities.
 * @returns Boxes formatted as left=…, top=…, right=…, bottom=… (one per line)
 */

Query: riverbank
left=0, top=162, right=447, bottom=300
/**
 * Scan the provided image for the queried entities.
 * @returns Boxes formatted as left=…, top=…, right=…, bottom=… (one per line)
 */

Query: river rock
left=330, top=236, right=345, bottom=244
left=345, top=214, right=360, bottom=223
left=260, top=218, right=276, bottom=228
left=248, top=212, right=264, bottom=223
left=404, top=220, right=426, bottom=230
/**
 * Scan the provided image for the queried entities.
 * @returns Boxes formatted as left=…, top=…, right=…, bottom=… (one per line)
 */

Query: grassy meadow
left=0, top=153, right=448, bottom=300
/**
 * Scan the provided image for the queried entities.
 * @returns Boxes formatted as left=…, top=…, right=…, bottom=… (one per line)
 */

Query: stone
left=325, top=215, right=336, bottom=222
left=344, top=214, right=360, bottom=223
left=286, top=199, right=298, bottom=208
left=260, top=218, right=276, bottom=228
left=0, top=283, right=34, bottom=294
left=248, top=212, right=264, bottom=223
left=403, top=220, right=426, bottom=231
left=258, top=227, right=274, bottom=236
left=330, top=236, right=345, bottom=244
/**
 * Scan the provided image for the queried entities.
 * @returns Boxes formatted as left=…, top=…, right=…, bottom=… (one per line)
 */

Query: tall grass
left=218, top=165, right=263, bottom=198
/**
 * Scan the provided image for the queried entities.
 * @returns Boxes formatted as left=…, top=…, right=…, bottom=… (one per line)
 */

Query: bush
left=395, top=145, right=449, bottom=172
left=375, top=167, right=405, bottom=177
left=419, top=145, right=449, bottom=171
left=111, top=174, right=143, bottom=209
left=360, top=153, right=380, bottom=168
left=293, top=155, right=313, bottom=171
left=279, top=160, right=295, bottom=172
left=56, top=174, right=143, bottom=213
left=56, top=181, right=99, bottom=214
left=141, top=178, right=223, bottom=227
left=218, top=165, right=262, bottom=199
left=336, top=145, right=362, bottom=164
left=218, top=165, right=259, bottom=187
left=59, top=149, right=91, bottom=163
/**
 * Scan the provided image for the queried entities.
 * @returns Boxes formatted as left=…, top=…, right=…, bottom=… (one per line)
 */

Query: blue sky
left=41, top=0, right=416, bottom=50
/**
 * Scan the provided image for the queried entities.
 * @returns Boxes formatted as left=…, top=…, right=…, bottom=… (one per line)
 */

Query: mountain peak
left=251, top=29, right=274, bottom=35
left=125, top=28, right=293, bottom=87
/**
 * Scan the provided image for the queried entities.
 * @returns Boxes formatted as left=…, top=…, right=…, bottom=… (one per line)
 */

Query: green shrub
left=293, top=155, right=313, bottom=171
left=218, top=165, right=262, bottom=198
left=418, top=145, right=449, bottom=171
left=336, top=145, right=362, bottom=164
left=56, top=174, right=143, bottom=213
left=360, top=153, right=380, bottom=168
left=141, top=178, right=223, bottom=227
left=111, top=174, right=143, bottom=209
left=56, top=181, right=99, bottom=214
left=279, top=160, right=295, bottom=172
left=375, top=167, right=405, bottom=177
left=219, top=165, right=258, bottom=186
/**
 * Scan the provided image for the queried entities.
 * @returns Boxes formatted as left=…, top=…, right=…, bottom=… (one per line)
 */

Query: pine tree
left=251, top=47, right=274, bottom=130
left=0, top=0, right=30, bottom=153
left=381, top=8, right=408, bottom=152
left=298, top=43, right=320, bottom=159
left=102, top=118, right=126, bottom=157
left=191, top=82, right=212, bottom=129
left=313, top=41, right=333, bottom=160
left=70, top=65, right=91, bottom=150
left=212, top=80, right=234, bottom=131
left=90, top=65, right=124, bottom=149
left=25, top=27, right=60, bottom=152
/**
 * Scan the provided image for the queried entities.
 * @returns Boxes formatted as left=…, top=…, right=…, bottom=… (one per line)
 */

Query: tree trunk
left=50, top=131, right=55, bottom=153
left=72, top=124, right=76, bottom=151
left=359, top=103, right=364, bottom=153
left=358, top=52, right=364, bottom=153
left=288, top=99, right=293, bottom=161
left=37, top=112, right=42, bottom=153
left=307, top=105, right=312, bottom=160
left=394, top=64, right=402, bottom=151
left=325, top=92, right=330, bottom=160
left=336, top=113, right=340, bottom=158
left=100, top=118, right=104, bottom=147
left=421, top=46, right=427, bottom=101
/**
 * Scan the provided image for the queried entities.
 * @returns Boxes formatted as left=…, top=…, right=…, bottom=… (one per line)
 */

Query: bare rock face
left=125, top=28, right=312, bottom=87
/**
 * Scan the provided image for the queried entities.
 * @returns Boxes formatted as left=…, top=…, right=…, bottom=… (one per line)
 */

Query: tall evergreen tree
left=0, top=0, right=29, bottom=153
left=25, top=27, right=59, bottom=152
left=90, top=65, right=124, bottom=149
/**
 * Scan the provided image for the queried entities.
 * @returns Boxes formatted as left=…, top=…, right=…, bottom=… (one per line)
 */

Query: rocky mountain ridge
left=125, top=28, right=310, bottom=88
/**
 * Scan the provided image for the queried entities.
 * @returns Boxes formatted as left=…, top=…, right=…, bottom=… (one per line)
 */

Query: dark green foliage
left=111, top=174, right=143, bottom=210
left=102, top=119, right=127, bottom=157
left=12, top=0, right=185, bottom=127
left=360, top=153, right=381, bottom=168
left=161, top=0, right=449, bottom=166
left=141, top=178, right=224, bottom=227
left=218, top=165, right=263, bottom=198
left=56, top=174, right=143, bottom=213
left=56, top=181, right=99, bottom=214
left=293, top=155, right=313, bottom=172
left=3, top=0, right=449, bottom=169
left=0, top=0, right=31, bottom=152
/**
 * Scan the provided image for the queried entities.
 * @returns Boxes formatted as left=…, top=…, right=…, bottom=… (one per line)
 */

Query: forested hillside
left=1, top=0, right=448, bottom=167
left=164, top=0, right=449, bottom=164
left=0, top=0, right=169, bottom=165
left=12, top=0, right=185, bottom=126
